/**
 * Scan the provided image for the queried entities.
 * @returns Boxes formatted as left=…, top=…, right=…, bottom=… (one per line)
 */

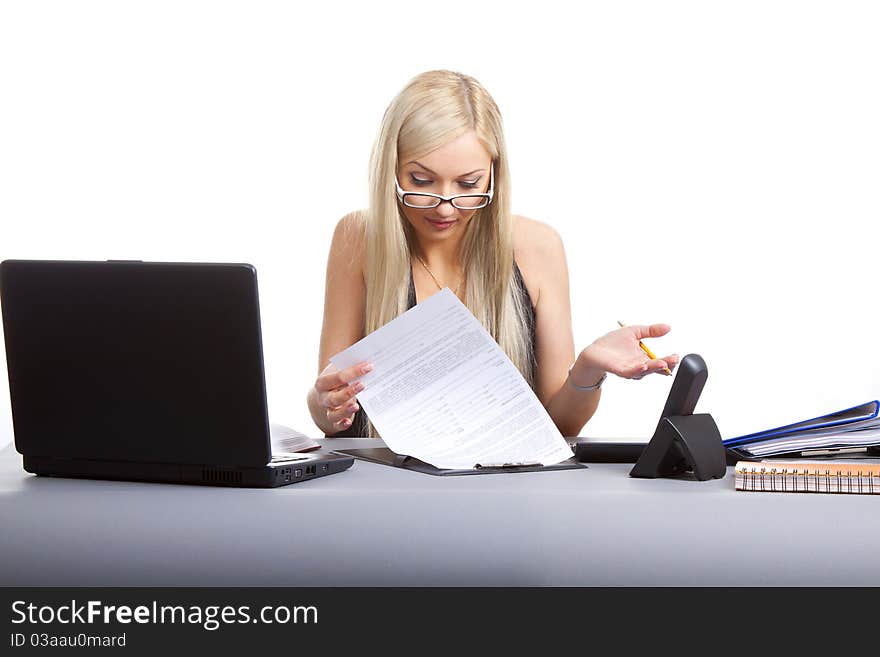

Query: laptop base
left=23, top=452, right=354, bottom=488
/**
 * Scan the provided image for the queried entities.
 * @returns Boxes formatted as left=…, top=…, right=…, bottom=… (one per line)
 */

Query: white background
left=1, top=0, right=878, bottom=451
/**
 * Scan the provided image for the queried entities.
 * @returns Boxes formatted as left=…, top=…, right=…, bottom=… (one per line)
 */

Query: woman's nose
left=434, top=200, right=456, bottom=218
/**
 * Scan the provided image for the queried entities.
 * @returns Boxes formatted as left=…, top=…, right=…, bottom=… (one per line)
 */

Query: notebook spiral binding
left=735, top=462, right=880, bottom=494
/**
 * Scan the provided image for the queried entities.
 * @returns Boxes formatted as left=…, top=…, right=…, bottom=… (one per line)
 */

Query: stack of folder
left=723, top=400, right=880, bottom=458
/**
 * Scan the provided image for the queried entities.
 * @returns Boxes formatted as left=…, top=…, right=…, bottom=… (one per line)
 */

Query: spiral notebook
left=734, top=460, right=880, bottom=494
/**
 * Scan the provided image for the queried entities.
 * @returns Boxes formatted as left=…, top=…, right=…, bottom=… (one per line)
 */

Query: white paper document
left=329, top=288, right=574, bottom=469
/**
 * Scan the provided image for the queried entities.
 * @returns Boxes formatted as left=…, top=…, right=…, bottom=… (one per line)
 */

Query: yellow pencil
left=617, top=320, right=672, bottom=375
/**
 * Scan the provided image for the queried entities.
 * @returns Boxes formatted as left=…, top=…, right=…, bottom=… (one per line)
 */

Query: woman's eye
left=459, top=181, right=479, bottom=188
left=410, top=175, right=432, bottom=186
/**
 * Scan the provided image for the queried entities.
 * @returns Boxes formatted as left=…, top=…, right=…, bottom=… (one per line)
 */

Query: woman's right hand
left=313, top=361, right=373, bottom=433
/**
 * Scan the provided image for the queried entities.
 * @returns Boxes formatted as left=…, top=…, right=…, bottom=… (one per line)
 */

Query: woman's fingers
left=316, top=362, right=372, bottom=406
left=315, top=361, right=372, bottom=430
left=613, top=355, right=679, bottom=379
left=613, top=361, right=649, bottom=379
left=326, top=379, right=366, bottom=409
left=646, top=359, right=670, bottom=373
left=661, top=353, right=680, bottom=371
left=634, top=354, right=680, bottom=378
left=326, top=400, right=361, bottom=429
left=628, top=323, right=671, bottom=340
left=316, top=361, right=373, bottom=393
left=622, top=325, right=674, bottom=378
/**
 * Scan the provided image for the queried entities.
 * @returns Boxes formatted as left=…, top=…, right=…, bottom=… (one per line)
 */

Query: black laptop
left=0, top=259, right=353, bottom=487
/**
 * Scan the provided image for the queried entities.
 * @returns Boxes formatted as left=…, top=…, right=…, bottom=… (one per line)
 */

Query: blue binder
left=723, top=400, right=880, bottom=457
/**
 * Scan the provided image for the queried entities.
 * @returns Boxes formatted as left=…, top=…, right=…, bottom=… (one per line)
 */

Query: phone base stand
left=629, top=413, right=727, bottom=481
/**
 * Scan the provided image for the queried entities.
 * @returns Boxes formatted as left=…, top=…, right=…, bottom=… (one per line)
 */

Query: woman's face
left=397, top=130, right=493, bottom=246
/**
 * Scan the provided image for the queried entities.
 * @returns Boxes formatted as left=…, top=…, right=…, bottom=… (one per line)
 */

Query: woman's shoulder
left=329, top=209, right=368, bottom=279
left=512, top=215, right=566, bottom=306
left=333, top=209, right=367, bottom=242
left=513, top=214, right=564, bottom=266
left=332, top=209, right=367, bottom=250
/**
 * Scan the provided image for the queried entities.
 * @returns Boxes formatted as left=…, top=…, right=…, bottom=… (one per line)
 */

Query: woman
left=307, top=70, right=678, bottom=438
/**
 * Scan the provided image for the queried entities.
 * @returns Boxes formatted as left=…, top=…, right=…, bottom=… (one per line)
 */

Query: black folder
left=332, top=447, right=587, bottom=476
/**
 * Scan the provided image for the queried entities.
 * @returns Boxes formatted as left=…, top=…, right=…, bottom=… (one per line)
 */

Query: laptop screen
left=0, top=261, right=272, bottom=467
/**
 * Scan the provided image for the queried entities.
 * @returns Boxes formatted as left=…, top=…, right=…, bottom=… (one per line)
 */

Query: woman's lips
left=426, top=218, right=456, bottom=230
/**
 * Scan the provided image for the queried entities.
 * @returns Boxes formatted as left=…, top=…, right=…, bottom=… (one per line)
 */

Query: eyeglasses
left=395, top=165, right=494, bottom=210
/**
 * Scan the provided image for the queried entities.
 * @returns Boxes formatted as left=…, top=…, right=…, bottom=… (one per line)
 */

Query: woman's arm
left=523, top=221, right=600, bottom=436
left=525, top=219, right=676, bottom=437
left=307, top=211, right=368, bottom=435
left=518, top=220, right=604, bottom=437
left=544, top=367, right=604, bottom=439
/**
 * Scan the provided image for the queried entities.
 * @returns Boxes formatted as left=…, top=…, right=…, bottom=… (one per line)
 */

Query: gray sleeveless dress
left=331, top=261, right=537, bottom=437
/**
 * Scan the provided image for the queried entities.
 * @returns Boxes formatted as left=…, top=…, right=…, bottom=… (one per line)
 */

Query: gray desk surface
left=1, top=439, right=878, bottom=586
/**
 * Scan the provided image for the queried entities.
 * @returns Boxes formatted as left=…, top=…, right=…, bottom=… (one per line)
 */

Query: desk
left=1, top=439, right=878, bottom=586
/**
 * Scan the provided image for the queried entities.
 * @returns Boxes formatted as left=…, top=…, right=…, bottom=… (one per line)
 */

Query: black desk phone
left=574, top=354, right=727, bottom=481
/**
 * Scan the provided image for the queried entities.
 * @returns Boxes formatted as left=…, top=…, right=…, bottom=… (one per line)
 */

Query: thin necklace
left=415, top=255, right=463, bottom=296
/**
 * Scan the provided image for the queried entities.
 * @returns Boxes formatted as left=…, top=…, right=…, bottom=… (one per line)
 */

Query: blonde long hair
left=363, top=70, right=534, bottom=437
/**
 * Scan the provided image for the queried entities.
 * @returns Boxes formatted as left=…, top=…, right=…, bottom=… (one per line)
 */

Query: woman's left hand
left=573, top=323, right=679, bottom=382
